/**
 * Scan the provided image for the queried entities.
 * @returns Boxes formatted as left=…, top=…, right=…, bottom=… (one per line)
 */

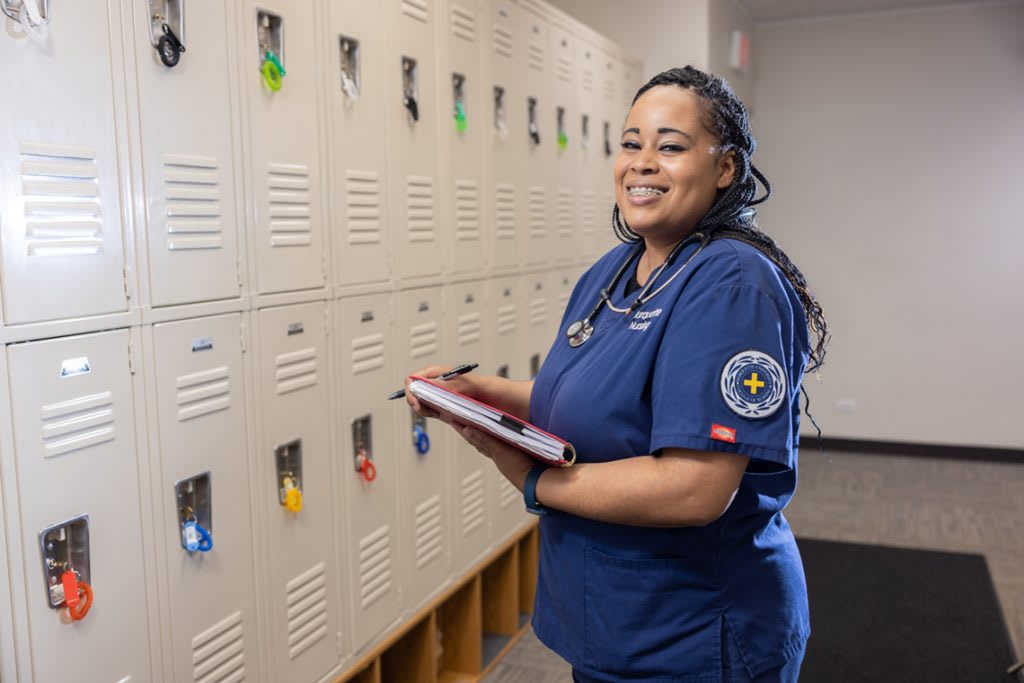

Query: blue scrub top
left=529, top=237, right=811, bottom=682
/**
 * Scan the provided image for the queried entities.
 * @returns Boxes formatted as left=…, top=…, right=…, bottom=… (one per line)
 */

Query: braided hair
left=612, top=66, right=829, bottom=372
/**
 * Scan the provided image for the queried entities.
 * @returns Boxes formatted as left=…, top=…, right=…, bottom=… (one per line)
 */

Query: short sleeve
left=649, top=278, right=807, bottom=469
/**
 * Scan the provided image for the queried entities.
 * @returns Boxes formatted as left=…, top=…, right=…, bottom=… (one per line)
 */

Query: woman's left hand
left=441, top=414, right=535, bottom=491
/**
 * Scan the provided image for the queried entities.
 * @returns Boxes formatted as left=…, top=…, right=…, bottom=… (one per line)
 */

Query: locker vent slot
left=454, top=180, right=480, bottom=242
left=461, top=470, right=485, bottom=537
left=604, top=74, right=617, bottom=102
left=451, top=4, right=476, bottom=42
left=358, top=525, right=393, bottom=609
left=162, top=155, right=223, bottom=251
left=414, top=494, right=443, bottom=569
left=528, top=186, right=546, bottom=238
left=351, top=333, right=385, bottom=375
left=176, top=366, right=231, bottom=422
left=286, top=562, right=328, bottom=660
left=457, top=312, right=482, bottom=347
left=582, top=67, right=595, bottom=93
left=529, top=297, right=547, bottom=327
left=497, top=304, right=517, bottom=336
left=267, top=163, right=312, bottom=247
left=40, top=391, right=115, bottom=458
left=605, top=190, right=615, bottom=218
left=406, top=176, right=436, bottom=243
left=20, top=144, right=103, bottom=257
left=498, top=476, right=519, bottom=508
left=492, top=25, right=513, bottom=58
left=558, top=188, right=573, bottom=237
left=401, top=0, right=428, bottom=23
left=556, top=54, right=572, bottom=84
left=495, top=184, right=516, bottom=241
left=191, top=610, right=246, bottom=683
left=581, top=189, right=596, bottom=237
left=409, top=322, right=439, bottom=359
left=275, top=347, right=318, bottom=395
left=558, top=290, right=570, bottom=311
left=345, top=170, right=382, bottom=245
left=527, top=42, right=544, bottom=72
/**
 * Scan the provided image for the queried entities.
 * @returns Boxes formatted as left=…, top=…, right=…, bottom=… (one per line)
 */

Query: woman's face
left=614, top=86, right=735, bottom=245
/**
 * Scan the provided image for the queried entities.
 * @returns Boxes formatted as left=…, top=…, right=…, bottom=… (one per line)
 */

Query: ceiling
left=735, top=0, right=993, bottom=23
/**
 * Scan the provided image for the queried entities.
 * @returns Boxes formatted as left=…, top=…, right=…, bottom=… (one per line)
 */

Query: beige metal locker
left=387, top=0, right=444, bottom=282
left=548, top=20, right=577, bottom=266
left=0, top=1, right=129, bottom=325
left=439, top=0, right=487, bottom=277
left=483, top=0, right=526, bottom=274
left=5, top=330, right=153, bottom=682
left=129, top=0, right=243, bottom=307
left=576, top=38, right=606, bottom=265
left=520, top=2, right=552, bottom=269
left=394, top=286, right=452, bottom=609
left=552, top=267, right=575, bottom=328
left=241, top=1, right=327, bottom=294
left=148, top=313, right=261, bottom=683
left=485, top=276, right=529, bottom=539
left=521, top=270, right=553, bottom=379
left=325, top=0, right=392, bottom=288
left=441, top=281, right=492, bottom=577
left=334, top=293, right=401, bottom=653
left=254, top=302, right=343, bottom=681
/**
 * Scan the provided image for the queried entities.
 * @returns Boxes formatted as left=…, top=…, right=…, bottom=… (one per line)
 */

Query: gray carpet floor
left=483, top=448, right=1024, bottom=681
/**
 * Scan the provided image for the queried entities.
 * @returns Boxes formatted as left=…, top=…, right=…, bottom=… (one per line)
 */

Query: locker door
left=334, top=293, right=400, bottom=652
left=394, top=287, right=451, bottom=608
left=130, top=0, right=242, bottom=307
left=576, top=39, right=603, bottom=265
left=441, top=0, right=486, bottom=276
left=149, top=313, right=260, bottom=683
left=486, top=276, right=527, bottom=539
left=521, top=271, right=552, bottom=379
left=388, top=0, right=443, bottom=281
left=6, top=330, right=152, bottom=682
left=0, top=1, right=128, bottom=324
left=441, top=281, right=490, bottom=576
left=521, top=8, right=551, bottom=268
left=549, top=22, right=577, bottom=266
left=255, top=302, right=341, bottom=681
left=242, top=1, right=326, bottom=294
left=326, top=0, right=392, bottom=287
left=552, top=267, right=575, bottom=329
left=484, top=0, right=525, bottom=273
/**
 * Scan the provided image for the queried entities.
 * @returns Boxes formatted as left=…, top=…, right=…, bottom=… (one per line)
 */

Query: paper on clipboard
left=407, top=376, right=576, bottom=466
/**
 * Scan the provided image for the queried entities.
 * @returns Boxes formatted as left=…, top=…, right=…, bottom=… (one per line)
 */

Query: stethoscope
left=565, top=231, right=711, bottom=348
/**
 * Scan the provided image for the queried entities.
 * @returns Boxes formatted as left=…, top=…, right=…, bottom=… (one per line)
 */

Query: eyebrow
left=621, top=127, right=694, bottom=141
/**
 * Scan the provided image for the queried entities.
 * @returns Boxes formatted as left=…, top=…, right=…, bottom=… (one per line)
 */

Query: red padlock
left=61, top=570, right=79, bottom=609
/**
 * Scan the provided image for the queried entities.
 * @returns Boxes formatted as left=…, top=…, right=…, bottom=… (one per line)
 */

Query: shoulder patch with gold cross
left=720, top=350, right=786, bottom=419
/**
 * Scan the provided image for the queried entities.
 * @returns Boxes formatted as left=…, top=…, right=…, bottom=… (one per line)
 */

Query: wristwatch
left=523, top=463, right=549, bottom=516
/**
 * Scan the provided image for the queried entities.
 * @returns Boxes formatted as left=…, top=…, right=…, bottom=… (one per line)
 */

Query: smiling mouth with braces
left=628, top=187, right=665, bottom=197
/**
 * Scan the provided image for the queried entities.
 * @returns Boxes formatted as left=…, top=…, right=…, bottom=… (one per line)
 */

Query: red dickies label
left=711, top=424, right=737, bottom=443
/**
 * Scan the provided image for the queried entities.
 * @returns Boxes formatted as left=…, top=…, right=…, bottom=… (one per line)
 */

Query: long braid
left=612, top=66, right=829, bottom=372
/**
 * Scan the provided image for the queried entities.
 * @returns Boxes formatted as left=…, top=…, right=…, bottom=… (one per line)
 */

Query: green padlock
left=558, top=128, right=568, bottom=151
left=455, top=101, right=468, bottom=133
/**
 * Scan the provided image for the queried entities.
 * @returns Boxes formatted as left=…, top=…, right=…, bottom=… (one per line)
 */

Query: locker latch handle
left=261, top=50, right=286, bottom=92
left=603, top=121, right=613, bottom=158
left=404, top=94, right=420, bottom=122
left=3, top=0, right=48, bottom=39
left=528, top=98, right=540, bottom=145
left=557, top=107, right=568, bottom=151
left=156, top=22, right=186, bottom=68
left=181, top=507, right=213, bottom=553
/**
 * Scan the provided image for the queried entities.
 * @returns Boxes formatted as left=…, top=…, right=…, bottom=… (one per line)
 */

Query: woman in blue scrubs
left=408, top=66, right=828, bottom=682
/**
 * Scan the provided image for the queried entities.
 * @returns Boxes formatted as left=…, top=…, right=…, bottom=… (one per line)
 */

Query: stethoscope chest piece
left=565, top=319, right=594, bottom=348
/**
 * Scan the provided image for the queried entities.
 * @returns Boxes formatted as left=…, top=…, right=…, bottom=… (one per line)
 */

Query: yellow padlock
left=283, top=476, right=303, bottom=513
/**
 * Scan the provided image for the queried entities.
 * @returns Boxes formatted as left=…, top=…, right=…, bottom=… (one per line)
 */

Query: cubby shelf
left=336, top=521, right=540, bottom=683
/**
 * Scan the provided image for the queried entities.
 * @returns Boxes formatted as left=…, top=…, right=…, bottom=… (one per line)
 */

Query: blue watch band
left=523, top=464, right=549, bottom=516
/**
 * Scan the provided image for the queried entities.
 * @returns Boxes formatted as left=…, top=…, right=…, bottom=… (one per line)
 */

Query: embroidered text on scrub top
left=628, top=307, right=663, bottom=332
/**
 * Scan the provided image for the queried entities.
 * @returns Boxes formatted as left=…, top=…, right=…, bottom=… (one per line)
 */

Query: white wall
left=548, top=0, right=708, bottom=77
left=708, top=0, right=757, bottom=109
left=753, top=2, right=1024, bottom=448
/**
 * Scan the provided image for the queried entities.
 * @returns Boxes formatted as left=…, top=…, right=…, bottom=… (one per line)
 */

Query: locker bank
left=0, top=0, right=636, bottom=680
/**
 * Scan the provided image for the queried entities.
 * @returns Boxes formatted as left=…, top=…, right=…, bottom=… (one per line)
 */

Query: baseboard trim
left=799, top=436, right=1024, bottom=464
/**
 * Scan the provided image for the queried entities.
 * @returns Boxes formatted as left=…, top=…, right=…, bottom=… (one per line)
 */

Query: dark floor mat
left=798, top=538, right=1020, bottom=683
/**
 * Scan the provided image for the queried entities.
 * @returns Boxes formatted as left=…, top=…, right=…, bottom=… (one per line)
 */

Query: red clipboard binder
left=407, top=375, right=576, bottom=467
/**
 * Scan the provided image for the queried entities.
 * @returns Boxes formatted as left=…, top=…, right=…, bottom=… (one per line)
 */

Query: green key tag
left=557, top=129, right=568, bottom=151
left=455, top=101, right=468, bottom=132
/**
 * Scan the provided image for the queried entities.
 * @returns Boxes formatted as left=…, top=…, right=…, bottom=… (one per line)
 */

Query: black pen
left=387, top=363, right=479, bottom=400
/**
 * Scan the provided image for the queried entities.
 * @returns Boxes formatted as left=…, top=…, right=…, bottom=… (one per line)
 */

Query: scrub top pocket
left=582, top=545, right=721, bottom=680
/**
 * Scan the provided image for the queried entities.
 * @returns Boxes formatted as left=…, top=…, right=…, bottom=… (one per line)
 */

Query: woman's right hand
left=404, top=364, right=481, bottom=418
